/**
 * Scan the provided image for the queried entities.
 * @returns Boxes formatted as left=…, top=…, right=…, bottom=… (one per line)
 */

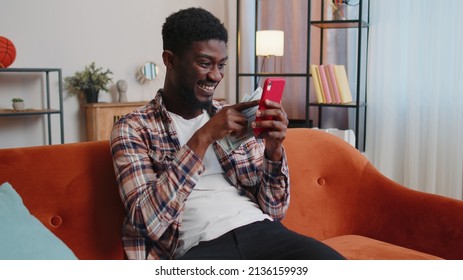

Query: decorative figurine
left=116, top=79, right=128, bottom=102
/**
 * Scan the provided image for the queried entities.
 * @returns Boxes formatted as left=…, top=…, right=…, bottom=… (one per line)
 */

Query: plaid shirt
left=110, top=90, right=290, bottom=260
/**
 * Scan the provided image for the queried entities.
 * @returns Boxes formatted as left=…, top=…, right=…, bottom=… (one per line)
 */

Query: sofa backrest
left=0, top=141, right=125, bottom=260
left=281, top=128, right=370, bottom=240
left=0, top=128, right=370, bottom=259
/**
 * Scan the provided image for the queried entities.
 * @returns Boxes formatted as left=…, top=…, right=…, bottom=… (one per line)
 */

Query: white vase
left=332, top=4, right=346, bottom=20
left=12, top=101, right=25, bottom=111
left=116, top=80, right=128, bottom=103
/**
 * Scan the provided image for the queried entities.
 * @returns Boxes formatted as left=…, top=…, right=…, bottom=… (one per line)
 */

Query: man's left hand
left=252, top=99, right=288, bottom=161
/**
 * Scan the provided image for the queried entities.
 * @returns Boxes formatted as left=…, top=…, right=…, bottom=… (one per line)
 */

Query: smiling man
left=110, top=7, right=344, bottom=260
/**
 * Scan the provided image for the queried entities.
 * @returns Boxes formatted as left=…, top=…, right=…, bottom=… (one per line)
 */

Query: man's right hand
left=187, top=100, right=259, bottom=158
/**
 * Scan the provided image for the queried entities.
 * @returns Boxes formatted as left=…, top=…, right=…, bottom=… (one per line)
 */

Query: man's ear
left=162, top=50, right=175, bottom=70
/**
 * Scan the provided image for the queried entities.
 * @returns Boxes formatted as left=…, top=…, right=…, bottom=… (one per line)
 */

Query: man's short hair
left=162, top=7, right=228, bottom=55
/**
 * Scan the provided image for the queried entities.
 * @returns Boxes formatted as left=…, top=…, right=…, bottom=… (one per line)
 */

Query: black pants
left=178, top=220, right=345, bottom=260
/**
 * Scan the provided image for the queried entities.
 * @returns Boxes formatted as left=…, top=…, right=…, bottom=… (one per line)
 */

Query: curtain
left=366, top=0, right=463, bottom=200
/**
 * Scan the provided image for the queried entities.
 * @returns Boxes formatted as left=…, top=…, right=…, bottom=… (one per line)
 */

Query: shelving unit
left=308, top=0, right=370, bottom=151
left=235, top=0, right=311, bottom=129
left=236, top=0, right=369, bottom=151
left=0, top=68, right=64, bottom=145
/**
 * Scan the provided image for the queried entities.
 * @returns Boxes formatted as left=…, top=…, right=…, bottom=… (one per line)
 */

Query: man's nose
left=208, top=65, right=223, bottom=82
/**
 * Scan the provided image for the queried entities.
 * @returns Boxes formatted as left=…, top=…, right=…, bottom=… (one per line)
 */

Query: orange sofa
left=1, top=128, right=462, bottom=260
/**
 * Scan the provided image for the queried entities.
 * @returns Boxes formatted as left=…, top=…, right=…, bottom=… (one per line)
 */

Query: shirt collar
left=154, top=88, right=221, bottom=120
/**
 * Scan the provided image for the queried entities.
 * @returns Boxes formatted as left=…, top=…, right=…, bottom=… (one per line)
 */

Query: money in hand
left=217, top=87, right=262, bottom=153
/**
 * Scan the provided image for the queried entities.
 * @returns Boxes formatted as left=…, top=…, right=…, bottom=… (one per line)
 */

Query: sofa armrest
left=282, top=128, right=463, bottom=260
left=353, top=162, right=463, bottom=260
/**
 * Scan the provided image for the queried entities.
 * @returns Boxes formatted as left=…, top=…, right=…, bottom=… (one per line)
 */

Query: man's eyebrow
left=198, top=53, right=229, bottom=61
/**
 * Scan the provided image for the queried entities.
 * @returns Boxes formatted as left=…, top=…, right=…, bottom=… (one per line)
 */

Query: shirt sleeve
left=110, top=118, right=204, bottom=242
left=221, top=138, right=290, bottom=221
left=257, top=149, right=290, bottom=221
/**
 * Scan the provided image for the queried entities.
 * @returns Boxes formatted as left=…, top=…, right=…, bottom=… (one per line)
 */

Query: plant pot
left=85, top=90, right=100, bottom=103
left=12, top=101, right=25, bottom=111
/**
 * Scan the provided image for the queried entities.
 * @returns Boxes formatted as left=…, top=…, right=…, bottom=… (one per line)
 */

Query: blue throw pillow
left=0, top=182, right=78, bottom=260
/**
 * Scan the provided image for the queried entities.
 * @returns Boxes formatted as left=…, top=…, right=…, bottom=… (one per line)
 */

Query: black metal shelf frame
left=308, top=0, right=370, bottom=151
left=236, top=0, right=312, bottom=127
left=0, top=68, right=64, bottom=145
left=235, top=0, right=369, bottom=151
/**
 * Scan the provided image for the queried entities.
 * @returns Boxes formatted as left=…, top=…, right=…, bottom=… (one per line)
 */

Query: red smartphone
left=254, top=78, right=286, bottom=135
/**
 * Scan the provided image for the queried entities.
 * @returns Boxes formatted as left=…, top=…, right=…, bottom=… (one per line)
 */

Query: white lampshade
left=256, top=30, right=284, bottom=56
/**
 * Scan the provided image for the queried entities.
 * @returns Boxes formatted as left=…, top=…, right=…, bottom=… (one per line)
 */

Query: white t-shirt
left=168, top=110, right=270, bottom=258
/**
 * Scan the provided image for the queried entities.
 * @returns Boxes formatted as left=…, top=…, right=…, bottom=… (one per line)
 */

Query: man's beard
left=179, top=87, right=213, bottom=111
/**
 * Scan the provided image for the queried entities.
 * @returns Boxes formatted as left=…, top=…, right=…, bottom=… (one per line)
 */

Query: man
left=110, top=7, right=344, bottom=260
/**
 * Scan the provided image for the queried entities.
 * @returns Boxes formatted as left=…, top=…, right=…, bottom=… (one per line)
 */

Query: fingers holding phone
left=254, top=99, right=288, bottom=137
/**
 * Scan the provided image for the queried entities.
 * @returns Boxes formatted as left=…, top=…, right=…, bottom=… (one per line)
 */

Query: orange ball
left=0, top=36, right=17, bottom=68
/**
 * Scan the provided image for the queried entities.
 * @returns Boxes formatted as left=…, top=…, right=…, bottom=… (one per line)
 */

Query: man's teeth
left=199, top=84, right=214, bottom=91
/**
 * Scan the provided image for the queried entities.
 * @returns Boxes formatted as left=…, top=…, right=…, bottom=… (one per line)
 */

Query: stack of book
left=310, top=64, right=353, bottom=104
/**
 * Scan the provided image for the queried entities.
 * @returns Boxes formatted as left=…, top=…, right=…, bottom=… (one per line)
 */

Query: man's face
left=174, top=40, right=228, bottom=110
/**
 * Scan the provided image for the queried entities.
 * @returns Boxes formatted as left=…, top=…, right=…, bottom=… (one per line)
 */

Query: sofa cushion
left=322, top=235, right=442, bottom=260
left=0, top=182, right=77, bottom=260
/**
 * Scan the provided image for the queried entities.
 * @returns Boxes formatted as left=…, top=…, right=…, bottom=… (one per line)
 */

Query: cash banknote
left=217, top=87, right=263, bottom=154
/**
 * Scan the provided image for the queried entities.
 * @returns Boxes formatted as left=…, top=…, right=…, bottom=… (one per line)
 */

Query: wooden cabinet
left=84, top=102, right=147, bottom=141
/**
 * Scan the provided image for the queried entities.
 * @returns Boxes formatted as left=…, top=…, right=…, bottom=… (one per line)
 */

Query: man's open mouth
left=197, top=82, right=215, bottom=92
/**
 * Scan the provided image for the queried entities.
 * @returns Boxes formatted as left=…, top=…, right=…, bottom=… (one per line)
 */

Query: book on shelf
left=317, top=65, right=332, bottom=104
left=326, top=64, right=341, bottom=104
left=333, top=64, right=353, bottom=104
left=310, top=64, right=353, bottom=104
left=310, top=64, right=325, bottom=104
left=323, top=65, right=336, bottom=103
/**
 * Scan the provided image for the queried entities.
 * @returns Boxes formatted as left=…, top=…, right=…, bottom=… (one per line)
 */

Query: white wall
left=0, top=0, right=237, bottom=148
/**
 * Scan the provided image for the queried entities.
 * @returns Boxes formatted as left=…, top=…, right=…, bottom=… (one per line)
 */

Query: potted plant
left=11, top=97, right=25, bottom=111
left=64, top=62, right=113, bottom=103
